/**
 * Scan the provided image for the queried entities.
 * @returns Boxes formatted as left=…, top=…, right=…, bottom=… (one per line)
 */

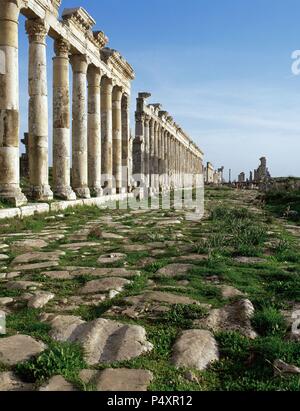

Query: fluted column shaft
left=149, top=119, right=155, bottom=190
left=112, top=86, right=124, bottom=193
left=26, top=18, right=53, bottom=201
left=154, top=123, right=160, bottom=190
left=0, top=0, right=27, bottom=206
left=70, top=54, right=90, bottom=199
left=169, top=136, right=174, bottom=189
left=87, top=65, right=102, bottom=197
left=164, top=132, right=169, bottom=189
left=53, top=39, right=76, bottom=200
left=121, top=96, right=130, bottom=192
left=160, top=129, right=164, bottom=189
left=144, top=116, right=150, bottom=189
left=101, top=77, right=114, bottom=193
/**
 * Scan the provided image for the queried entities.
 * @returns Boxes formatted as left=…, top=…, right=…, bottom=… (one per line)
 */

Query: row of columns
left=0, top=3, right=130, bottom=206
left=134, top=113, right=202, bottom=193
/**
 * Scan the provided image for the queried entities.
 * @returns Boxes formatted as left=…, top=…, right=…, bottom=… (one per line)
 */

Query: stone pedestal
left=70, top=54, right=90, bottom=199
left=101, top=77, right=113, bottom=191
left=26, top=18, right=53, bottom=201
left=87, top=66, right=102, bottom=197
left=53, top=39, right=76, bottom=201
left=112, top=86, right=123, bottom=193
left=0, top=0, right=27, bottom=206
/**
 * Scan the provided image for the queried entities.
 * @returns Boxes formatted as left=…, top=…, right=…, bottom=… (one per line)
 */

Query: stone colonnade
left=0, top=1, right=134, bottom=206
left=133, top=93, right=204, bottom=194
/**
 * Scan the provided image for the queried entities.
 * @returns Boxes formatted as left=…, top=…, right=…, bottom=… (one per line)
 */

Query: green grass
left=15, top=341, right=86, bottom=385
left=2, top=187, right=300, bottom=391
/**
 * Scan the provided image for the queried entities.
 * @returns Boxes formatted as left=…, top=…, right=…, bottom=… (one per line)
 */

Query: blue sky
left=18, top=0, right=300, bottom=179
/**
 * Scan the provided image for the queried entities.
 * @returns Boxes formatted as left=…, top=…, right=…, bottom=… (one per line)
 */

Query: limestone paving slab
left=156, top=264, right=195, bottom=277
left=79, top=368, right=153, bottom=391
left=80, top=278, right=131, bottom=295
left=0, top=335, right=46, bottom=366
left=45, top=315, right=153, bottom=365
left=171, top=330, right=219, bottom=371
left=0, top=372, right=34, bottom=391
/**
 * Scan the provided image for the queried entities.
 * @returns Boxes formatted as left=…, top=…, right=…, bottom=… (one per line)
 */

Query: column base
left=54, top=186, right=77, bottom=201
left=29, top=185, right=53, bottom=202
left=102, top=187, right=117, bottom=196
left=90, top=187, right=103, bottom=198
left=0, top=186, right=28, bottom=207
left=135, top=187, right=144, bottom=200
left=116, top=187, right=126, bottom=194
left=148, top=187, right=156, bottom=197
left=74, top=187, right=91, bottom=199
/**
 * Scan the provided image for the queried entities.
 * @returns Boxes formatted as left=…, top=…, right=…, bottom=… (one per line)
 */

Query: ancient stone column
left=154, top=122, right=159, bottom=190
left=169, top=136, right=173, bottom=189
left=180, top=143, right=183, bottom=188
left=164, top=131, right=169, bottom=190
left=112, top=85, right=124, bottom=193
left=121, top=95, right=130, bottom=192
left=149, top=118, right=155, bottom=192
left=133, top=112, right=144, bottom=187
left=144, top=115, right=150, bottom=189
left=101, top=76, right=114, bottom=194
left=87, top=65, right=102, bottom=197
left=26, top=18, right=53, bottom=201
left=159, top=127, right=165, bottom=190
left=70, top=54, right=90, bottom=199
left=0, top=0, right=27, bottom=206
left=52, top=38, right=76, bottom=201
left=175, top=140, right=179, bottom=188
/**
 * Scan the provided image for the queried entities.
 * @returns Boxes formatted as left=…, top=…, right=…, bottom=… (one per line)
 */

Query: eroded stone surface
left=46, top=315, right=153, bottom=365
left=80, top=278, right=130, bottom=294
left=0, top=335, right=46, bottom=366
left=12, top=251, right=64, bottom=265
left=6, top=281, right=41, bottom=291
left=71, top=268, right=140, bottom=278
left=43, top=271, right=73, bottom=280
left=195, top=299, right=257, bottom=339
left=0, top=372, right=33, bottom=391
left=11, top=239, right=48, bottom=250
left=219, top=285, right=245, bottom=299
left=234, top=256, right=266, bottom=264
left=79, top=368, right=153, bottom=391
left=156, top=264, right=194, bottom=277
left=97, top=253, right=126, bottom=264
left=12, top=262, right=60, bottom=271
left=38, top=375, right=77, bottom=391
left=28, top=291, right=55, bottom=309
left=171, top=330, right=219, bottom=370
left=274, top=359, right=300, bottom=376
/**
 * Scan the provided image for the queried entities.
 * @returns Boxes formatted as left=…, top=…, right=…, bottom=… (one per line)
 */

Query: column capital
left=154, top=121, right=160, bottom=132
left=54, top=38, right=70, bottom=58
left=121, top=93, right=130, bottom=110
left=26, top=18, right=49, bottom=44
left=0, top=0, right=21, bottom=21
left=112, top=84, right=123, bottom=101
left=70, top=54, right=89, bottom=73
left=87, top=64, right=103, bottom=85
left=144, top=115, right=151, bottom=126
left=101, top=76, right=114, bottom=92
